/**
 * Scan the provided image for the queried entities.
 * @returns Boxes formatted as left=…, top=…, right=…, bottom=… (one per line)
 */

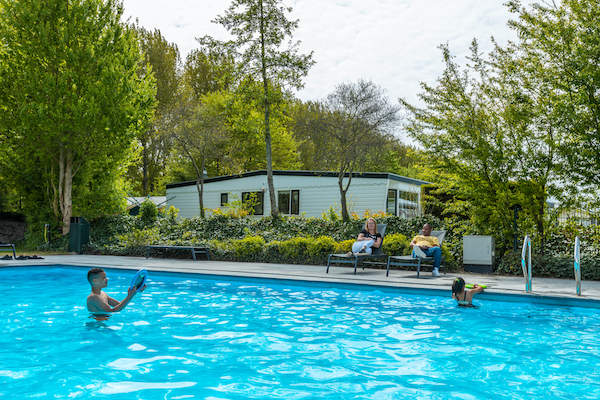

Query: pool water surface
left=1, top=266, right=599, bottom=399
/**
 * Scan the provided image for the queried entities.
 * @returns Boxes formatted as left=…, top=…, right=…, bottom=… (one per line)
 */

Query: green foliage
left=506, top=0, right=600, bottom=187
left=401, top=38, right=563, bottom=255
left=140, top=199, right=158, bottom=226
left=335, top=239, right=354, bottom=254
left=232, top=236, right=265, bottom=260
left=383, top=233, right=410, bottom=256
left=0, top=0, right=156, bottom=233
left=278, top=237, right=311, bottom=260
left=306, top=236, right=337, bottom=258
left=126, top=26, right=179, bottom=196
left=117, top=227, right=160, bottom=248
left=497, top=251, right=600, bottom=281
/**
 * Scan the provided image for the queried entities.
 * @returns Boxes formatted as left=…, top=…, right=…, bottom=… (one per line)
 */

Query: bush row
left=83, top=211, right=598, bottom=278
left=496, top=251, right=600, bottom=280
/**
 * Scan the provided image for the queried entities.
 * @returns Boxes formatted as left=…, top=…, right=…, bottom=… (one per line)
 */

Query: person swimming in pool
left=86, top=268, right=145, bottom=315
left=451, top=277, right=484, bottom=307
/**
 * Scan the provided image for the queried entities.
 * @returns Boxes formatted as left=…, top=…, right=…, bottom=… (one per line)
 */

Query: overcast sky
left=122, top=0, right=520, bottom=139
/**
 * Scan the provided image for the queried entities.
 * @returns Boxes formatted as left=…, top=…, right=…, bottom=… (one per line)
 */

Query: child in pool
left=452, top=277, right=484, bottom=307
left=86, top=268, right=144, bottom=314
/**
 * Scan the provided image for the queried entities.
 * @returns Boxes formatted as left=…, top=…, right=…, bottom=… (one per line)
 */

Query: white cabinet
left=463, top=235, right=494, bottom=273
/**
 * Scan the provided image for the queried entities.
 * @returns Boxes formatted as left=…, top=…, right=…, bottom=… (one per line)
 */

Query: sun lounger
left=326, top=224, right=387, bottom=275
left=0, top=243, right=17, bottom=260
left=386, top=230, right=446, bottom=278
left=145, top=245, right=210, bottom=261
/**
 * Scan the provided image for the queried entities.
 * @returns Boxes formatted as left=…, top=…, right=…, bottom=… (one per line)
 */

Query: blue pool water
left=1, top=266, right=599, bottom=399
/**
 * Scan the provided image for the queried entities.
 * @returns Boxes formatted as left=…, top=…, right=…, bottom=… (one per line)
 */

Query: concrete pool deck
left=1, top=254, right=599, bottom=304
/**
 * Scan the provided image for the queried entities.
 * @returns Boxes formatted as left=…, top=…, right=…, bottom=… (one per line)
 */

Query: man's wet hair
left=87, top=268, right=105, bottom=284
left=452, top=277, right=465, bottom=295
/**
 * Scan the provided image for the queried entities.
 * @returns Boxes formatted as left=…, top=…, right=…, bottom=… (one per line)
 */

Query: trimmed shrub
left=117, top=227, right=160, bottom=247
left=334, top=239, right=354, bottom=254
left=382, top=233, right=410, bottom=256
left=496, top=250, right=600, bottom=280
left=307, top=236, right=337, bottom=259
left=140, top=199, right=158, bottom=226
left=278, top=237, right=312, bottom=260
left=232, top=236, right=265, bottom=261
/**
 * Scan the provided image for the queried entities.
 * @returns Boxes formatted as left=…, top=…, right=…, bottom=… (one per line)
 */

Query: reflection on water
left=89, top=313, right=111, bottom=321
left=85, top=313, right=113, bottom=330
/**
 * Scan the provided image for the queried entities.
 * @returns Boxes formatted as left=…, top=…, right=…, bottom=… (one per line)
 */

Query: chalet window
left=398, top=190, right=419, bottom=218
left=278, top=191, right=290, bottom=214
left=278, top=190, right=300, bottom=215
left=220, top=193, right=228, bottom=206
left=291, top=190, right=299, bottom=215
left=386, top=189, right=397, bottom=216
left=242, top=191, right=264, bottom=215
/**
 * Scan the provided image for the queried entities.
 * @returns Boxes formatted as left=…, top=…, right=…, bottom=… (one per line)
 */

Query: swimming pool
left=1, top=265, right=599, bottom=399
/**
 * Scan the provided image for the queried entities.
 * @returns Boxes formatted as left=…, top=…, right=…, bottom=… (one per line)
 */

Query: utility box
left=463, top=235, right=494, bottom=273
left=69, top=217, right=90, bottom=253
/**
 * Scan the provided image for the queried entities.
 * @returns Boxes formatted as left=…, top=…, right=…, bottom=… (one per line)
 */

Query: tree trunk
left=142, top=133, right=149, bottom=195
left=59, top=147, right=73, bottom=235
left=338, top=169, right=353, bottom=222
left=259, top=0, right=278, bottom=218
left=538, top=184, right=545, bottom=256
left=188, top=153, right=204, bottom=219
left=200, top=155, right=205, bottom=218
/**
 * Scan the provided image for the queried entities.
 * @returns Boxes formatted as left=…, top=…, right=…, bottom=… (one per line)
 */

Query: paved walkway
left=1, top=255, right=598, bottom=305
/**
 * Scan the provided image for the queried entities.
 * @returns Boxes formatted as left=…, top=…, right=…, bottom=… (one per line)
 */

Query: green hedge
left=82, top=212, right=599, bottom=278
left=86, top=213, right=464, bottom=269
left=496, top=250, right=600, bottom=280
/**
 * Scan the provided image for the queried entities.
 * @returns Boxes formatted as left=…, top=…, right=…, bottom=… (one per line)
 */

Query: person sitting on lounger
left=349, top=218, right=382, bottom=255
left=410, top=223, right=441, bottom=277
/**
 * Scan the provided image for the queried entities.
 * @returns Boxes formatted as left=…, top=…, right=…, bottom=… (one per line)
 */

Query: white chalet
left=166, top=170, right=429, bottom=219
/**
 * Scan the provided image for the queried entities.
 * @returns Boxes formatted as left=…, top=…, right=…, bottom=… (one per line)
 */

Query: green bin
left=69, top=217, right=89, bottom=253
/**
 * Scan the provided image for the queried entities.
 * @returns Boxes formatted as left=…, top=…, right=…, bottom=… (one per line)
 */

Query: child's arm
left=109, top=286, right=145, bottom=306
left=466, top=285, right=484, bottom=302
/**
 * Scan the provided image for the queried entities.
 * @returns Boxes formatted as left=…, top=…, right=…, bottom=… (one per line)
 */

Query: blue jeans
left=413, top=246, right=442, bottom=269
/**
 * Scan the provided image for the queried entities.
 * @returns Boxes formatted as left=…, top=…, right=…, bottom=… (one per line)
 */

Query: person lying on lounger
left=86, top=268, right=144, bottom=315
left=348, top=217, right=382, bottom=256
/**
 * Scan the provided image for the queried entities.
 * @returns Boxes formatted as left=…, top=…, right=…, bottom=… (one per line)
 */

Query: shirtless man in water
left=86, top=268, right=144, bottom=314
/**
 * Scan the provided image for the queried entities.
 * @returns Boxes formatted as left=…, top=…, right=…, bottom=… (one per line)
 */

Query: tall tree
left=171, top=87, right=228, bottom=217
left=212, top=0, right=314, bottom=217
left=130, top=26, right=179, bottom=196
left=401, top=41, right=563, bottom=253
left=0, top=0, right=155, bottom=234
left=325, top=80, right=399, bottom=221
left=506, top=0, right=600, bottom=188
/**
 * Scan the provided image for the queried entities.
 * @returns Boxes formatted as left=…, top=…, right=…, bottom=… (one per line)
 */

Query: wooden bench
left=0, top=243, right=17, bottom=259
left=145, top=245, right=210, bottom=261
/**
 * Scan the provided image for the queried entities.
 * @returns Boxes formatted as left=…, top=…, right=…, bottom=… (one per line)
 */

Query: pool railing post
left=574, top=236, right=581, bottom=296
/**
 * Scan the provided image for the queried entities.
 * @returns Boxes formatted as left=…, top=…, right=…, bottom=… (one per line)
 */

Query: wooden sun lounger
left=145, top=245, right=210, bottom=261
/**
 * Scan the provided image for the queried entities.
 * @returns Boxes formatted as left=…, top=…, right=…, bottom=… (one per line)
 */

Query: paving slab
left=1, top=255, right=598, bottom=305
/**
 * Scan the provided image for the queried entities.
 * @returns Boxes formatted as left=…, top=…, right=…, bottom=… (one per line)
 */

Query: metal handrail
left=521, top=235, right=532, bottom=292
left=574, top=236, right=581, bottom=296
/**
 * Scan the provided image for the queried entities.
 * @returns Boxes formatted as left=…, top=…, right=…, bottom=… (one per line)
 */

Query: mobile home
left=166, top=170, right=429, bottom=219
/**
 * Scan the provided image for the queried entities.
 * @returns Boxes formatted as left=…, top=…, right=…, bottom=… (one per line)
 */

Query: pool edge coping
left=3, top=261, right=600, bottom=309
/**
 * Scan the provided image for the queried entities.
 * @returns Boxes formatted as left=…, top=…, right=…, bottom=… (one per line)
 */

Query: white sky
left=122, top=0, right=521, bottom=140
